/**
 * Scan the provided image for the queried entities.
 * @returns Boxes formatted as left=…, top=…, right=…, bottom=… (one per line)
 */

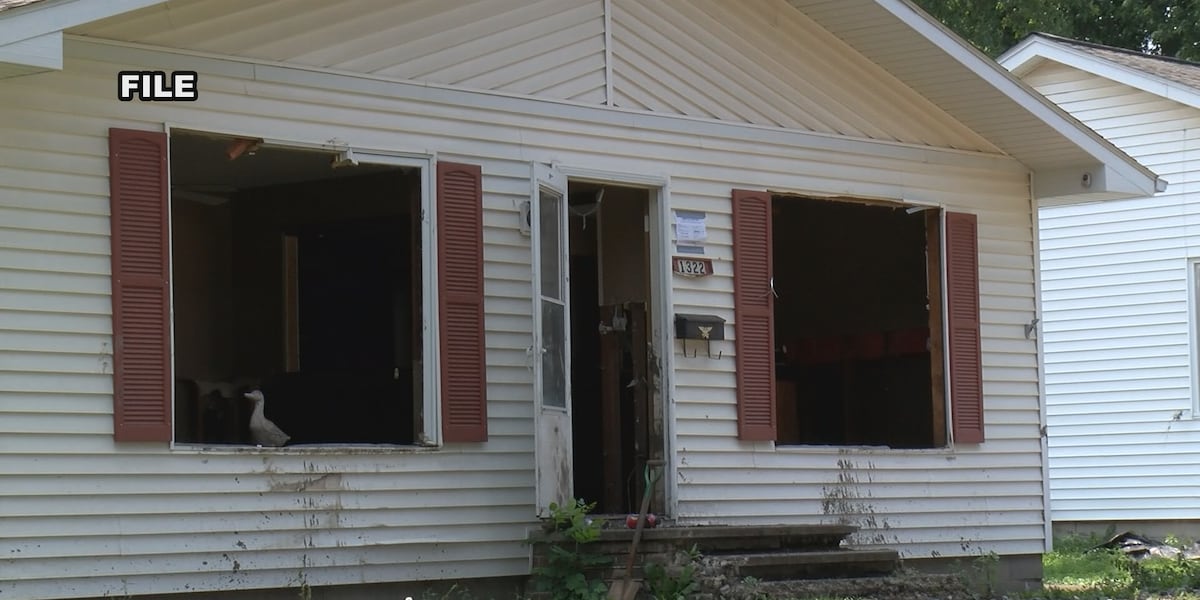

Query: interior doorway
left=566, top=182, right=664, bottom=515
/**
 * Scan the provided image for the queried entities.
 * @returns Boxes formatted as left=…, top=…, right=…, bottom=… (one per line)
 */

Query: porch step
left=750, top=571, right=970, bottom=599
left=726, top=548, right=900, bottom=581
left=527, top=523, right=906, bottom=598
left=589, top=523, right=855, bottom=554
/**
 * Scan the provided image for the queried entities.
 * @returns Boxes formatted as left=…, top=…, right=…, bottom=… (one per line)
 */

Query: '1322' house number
left=672, top=256, right=714, bottom=278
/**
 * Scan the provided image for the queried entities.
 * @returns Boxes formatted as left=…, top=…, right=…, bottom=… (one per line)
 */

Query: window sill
left=169, top=442, right=441, bottom=455
left=771, top=443, right=955, bottom=455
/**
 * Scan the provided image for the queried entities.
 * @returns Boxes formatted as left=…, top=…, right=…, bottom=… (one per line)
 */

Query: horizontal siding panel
left=5, top=490, right=534, bottom=538
left=1053, top=450, right=1200, bottom=468
left=1055, top=507, right=1200, bottom=522
left=680, top=465, right=1043, bottom=485
left=0, top=310, right=111, bottom=335
left=1050, top=401, right=1191, bottom=419
left=679, top=481, right=1045, bottom=502
left=6, top=513, right=537, bottom=560
left=5, top=560, right=530, bottom=600
left=4, top=538, right=529, bottom=580
left=1050, top=417, right=1200, bottom=437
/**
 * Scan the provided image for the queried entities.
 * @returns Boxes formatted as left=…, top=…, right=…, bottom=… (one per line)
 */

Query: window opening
left=169, top=131, right=422, bottom=446
left=772, top=196, right=946, bottom=449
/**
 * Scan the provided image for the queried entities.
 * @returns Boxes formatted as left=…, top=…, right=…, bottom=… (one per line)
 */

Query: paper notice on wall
left=675, top=210, right=707, bottom=254
left=681, top=217, right=705, bottom=242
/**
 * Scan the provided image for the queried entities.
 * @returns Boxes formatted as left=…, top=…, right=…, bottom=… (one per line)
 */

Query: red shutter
left=109, top=128, right=172, bottom=442
left=732, top=189, right=776, bottom=441
left=946, top=211, right=984, bottom=444
left=438, top=161, right=488, bottom=443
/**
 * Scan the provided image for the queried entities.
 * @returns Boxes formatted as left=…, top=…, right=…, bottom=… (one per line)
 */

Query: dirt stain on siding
left=820, top=456, right=894, bottom=545
left=268, top=472, right=343, bottom=493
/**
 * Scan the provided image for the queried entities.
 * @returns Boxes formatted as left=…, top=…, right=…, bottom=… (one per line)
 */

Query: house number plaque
left=672, top=256, right=714, bottom=278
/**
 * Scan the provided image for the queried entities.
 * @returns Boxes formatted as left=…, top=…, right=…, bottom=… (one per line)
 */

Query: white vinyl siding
left=0, top=33, right=1043, bottom=599
left=69, top=0, right=609, bottom=105
left=607, top=0, right=998, bottom=152
left=1024, top=61, right=1200, bottom=523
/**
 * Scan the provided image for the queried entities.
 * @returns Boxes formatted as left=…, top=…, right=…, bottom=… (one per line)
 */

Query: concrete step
left=585, top=523, right=856, bottom=555
left=726, top=548, right=900, bottom=581
left=750, top=571, right=970, bottom=599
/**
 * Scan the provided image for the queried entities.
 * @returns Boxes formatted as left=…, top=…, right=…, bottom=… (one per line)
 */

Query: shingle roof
left=0, top=0, right=46, bottom=12
left=1035, top=32, right=1200, bottom=91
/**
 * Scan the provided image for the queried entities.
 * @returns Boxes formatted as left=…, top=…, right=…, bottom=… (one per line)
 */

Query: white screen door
left=532, top=163, right=573, bottom=516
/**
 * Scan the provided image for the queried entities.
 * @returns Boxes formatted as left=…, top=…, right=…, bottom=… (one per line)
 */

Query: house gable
left=609, top=0, right=998, bottom=152
left=72, top=0, right=993, bottom=152
left=71, top=0, right=608, bottom=104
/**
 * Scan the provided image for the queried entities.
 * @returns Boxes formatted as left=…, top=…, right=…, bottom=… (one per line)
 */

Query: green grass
left=1037, top=534, right=1200, bottom=600
left=1044, top=537, right=1128, bottom=587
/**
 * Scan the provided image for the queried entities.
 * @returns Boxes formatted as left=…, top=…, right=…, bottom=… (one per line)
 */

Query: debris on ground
left=1095, top=531, right=1200, bottom=561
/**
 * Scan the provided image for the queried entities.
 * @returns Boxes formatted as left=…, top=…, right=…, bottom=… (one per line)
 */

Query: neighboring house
left=0, top=2, right=1162, bottom=598
left=1001, top=34, right=1200, bottom=536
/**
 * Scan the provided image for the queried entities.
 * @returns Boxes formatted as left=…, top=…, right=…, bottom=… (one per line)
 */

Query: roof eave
left=871, top=1, right=1164, bottom=204
left=1000, top=34, right=1200, bottom=113
left=0, top=0, right=167, bottom=79
left=1034, top=163, right=1168, bottom=206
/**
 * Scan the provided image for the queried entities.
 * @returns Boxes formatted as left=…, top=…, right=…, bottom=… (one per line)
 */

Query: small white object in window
left=244, top=389, right=290, bottom=447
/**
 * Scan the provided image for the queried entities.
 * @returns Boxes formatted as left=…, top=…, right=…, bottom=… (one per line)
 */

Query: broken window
left=168, top=131, right=423, bottom=446
left=771, top=197, right=947, bottom=449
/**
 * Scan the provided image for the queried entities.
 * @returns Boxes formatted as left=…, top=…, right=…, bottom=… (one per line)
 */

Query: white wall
left=0, top=33, right=1045, bottom=600
left=1025, top=60, right=1200, bottom=523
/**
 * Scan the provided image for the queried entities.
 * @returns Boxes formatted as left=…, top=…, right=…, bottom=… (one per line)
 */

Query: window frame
left=1189, top=257, right=1200, bottom=419
left=770, top=198, right=953, bottom=449
left=160, top=127, right=441, bottom=450
left=731, top=187, right=982, bottom=451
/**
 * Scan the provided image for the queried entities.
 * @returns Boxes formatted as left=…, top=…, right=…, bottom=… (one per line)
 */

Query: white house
left=1001, top=34, right=1200, bottom=535
left=0, top=2, right=1162, bottom=598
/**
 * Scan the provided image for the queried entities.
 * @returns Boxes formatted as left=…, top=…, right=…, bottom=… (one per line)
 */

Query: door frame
left=554, top=165, right=676, bottom=516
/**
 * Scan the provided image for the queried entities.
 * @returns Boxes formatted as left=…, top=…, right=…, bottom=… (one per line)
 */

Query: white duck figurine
left=243, top=389, right=290, bottom=447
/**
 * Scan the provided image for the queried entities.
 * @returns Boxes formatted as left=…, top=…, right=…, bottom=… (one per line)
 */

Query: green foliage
left=643, top=544, right=701, bottom=600
left=531, top=500, right=609, bottom=600
left=1038, top=533, right=1200, bottom=599
left=1043, top=545, right=1127, bottom=587
left=543, top=499, right=602, bottom=543
left=1165, top=533, right=1194, bottom=549
left=1126, top=554, right=1200, bottom=592
left=1051, top=530, right=1110, bottom=554
left=911, top=0, right=1200, bottom=61
left=734, top=575, right=778, bottom=600
left=974, top=551, right=1001, bottom=597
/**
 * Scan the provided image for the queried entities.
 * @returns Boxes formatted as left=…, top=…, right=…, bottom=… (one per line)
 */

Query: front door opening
left=568, top=182, right=662, bottom=514
left=169, top=131, right=423, bottom=446
left=771, top=196, right=947, bottom=449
